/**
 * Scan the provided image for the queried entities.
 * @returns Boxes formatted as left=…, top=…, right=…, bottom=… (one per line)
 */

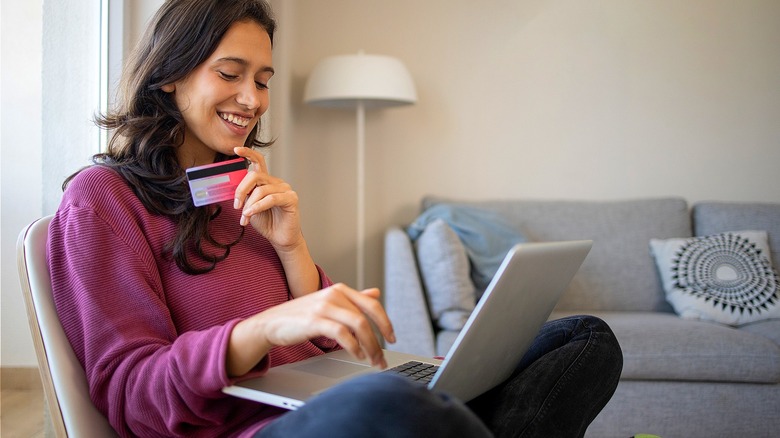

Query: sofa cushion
left=551, top=311, right=780, bottom=383
left=414, top=219, right=476, bottom=331
left=650, top=230, right=780, bottom=325
left=740, top=318, right=780, bottom=346
left=693, top=201, right=780, bottom=273
left=423, top=197, right=691, bottom=312
left=436, top=330, right=460, bottom=357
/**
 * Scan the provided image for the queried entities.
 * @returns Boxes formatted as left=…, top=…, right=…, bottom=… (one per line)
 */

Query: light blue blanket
left=407, top=204, right=527, bottom=291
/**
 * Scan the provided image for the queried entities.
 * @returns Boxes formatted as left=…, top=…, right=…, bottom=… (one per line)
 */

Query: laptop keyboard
left=384, top=361, right=439, bottom=384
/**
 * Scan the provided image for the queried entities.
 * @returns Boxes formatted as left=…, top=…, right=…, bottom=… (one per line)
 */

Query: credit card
left=186, top=158, right=248, bottom=207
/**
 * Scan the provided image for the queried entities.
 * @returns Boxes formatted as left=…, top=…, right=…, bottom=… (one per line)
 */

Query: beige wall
left=270, top=0, right=780, bottom=290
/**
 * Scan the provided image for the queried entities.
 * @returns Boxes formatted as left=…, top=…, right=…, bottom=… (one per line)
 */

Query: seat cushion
left=552, top=311, right=780, bottom=383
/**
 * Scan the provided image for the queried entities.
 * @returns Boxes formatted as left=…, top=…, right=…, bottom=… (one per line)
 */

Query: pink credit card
left=186, top=158, right=248, bottom=207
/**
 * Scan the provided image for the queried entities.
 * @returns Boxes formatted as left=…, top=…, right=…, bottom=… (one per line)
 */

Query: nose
left=236, top=79, right=264, bottom=110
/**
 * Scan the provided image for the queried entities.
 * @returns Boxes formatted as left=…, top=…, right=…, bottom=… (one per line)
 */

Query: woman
left=48, top=0, right=623, bottom=436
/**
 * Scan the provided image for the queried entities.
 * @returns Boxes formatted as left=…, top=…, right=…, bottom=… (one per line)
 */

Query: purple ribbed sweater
left=47, top=166, right=337, bottom=437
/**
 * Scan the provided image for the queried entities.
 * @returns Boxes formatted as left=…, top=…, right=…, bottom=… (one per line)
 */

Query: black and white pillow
left=650, top=230, right=780, bottom=326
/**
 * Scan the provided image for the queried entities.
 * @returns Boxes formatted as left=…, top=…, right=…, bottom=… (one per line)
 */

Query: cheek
left=259, top=94, right=271, bottom=115
left=177, top=79, right=222, bottom=113
left=172, top=89, right=203, bottom=123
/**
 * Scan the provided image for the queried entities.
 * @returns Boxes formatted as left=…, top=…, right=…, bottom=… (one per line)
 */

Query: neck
left=177, top=145, right=217, bottom=168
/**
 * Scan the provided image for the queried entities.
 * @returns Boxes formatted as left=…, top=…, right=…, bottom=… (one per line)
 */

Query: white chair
left=17, top=215, right=118, bottom=437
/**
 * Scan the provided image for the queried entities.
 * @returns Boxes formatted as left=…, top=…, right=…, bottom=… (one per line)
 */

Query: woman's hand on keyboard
left=227, top=283, right=396, bottom=377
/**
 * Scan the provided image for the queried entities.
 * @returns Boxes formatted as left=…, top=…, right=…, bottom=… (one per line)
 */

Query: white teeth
left=220, top=112, right=250, bottom=127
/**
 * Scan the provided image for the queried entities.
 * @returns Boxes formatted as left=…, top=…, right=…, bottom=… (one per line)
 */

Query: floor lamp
left=304, top=52, right=417, bottom=290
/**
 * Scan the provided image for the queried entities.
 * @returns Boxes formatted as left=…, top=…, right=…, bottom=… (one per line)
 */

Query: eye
left=218, top=71, right=238, bottom=81
left=255, top=81, right=269, bottom=90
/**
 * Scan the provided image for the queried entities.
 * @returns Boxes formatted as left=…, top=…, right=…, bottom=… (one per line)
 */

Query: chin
left=215, top=144, right=244, bottom=157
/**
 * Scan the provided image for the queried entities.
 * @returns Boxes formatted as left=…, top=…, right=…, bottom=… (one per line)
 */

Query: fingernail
left=234, top=198, right=240, bottom=209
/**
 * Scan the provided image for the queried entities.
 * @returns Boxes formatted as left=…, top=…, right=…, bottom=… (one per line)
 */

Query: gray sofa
left=384, top=197, right=780, bottom=438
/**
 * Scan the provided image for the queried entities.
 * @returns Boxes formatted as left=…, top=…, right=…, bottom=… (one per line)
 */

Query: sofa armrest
left=384, top=227, right=436, bottom=356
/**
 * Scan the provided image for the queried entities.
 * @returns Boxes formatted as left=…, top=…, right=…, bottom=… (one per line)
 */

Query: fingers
left=260, top=284, right=395, bottom=369
left=232, top=146, right=275, bottom=210
left=315, top=285, right=391, bottom=368
left=242, top=182, right=295, bottom=214
left=234, top=146, right=267, bottom=173
left=231, top=146, right=298, bottom=228
left=314, top=301, right=379, bottom=364
left=355, top=288, right=396, bottom=345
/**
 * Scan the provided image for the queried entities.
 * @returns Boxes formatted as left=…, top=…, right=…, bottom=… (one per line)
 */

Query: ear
left=161, top=83, right=175, bottom=93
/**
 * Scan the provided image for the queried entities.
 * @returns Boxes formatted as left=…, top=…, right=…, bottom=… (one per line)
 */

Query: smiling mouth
left=219, top=112, right=251, bottom=128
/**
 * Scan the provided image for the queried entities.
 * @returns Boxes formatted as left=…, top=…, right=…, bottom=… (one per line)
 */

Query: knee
left=578, top=315, right=624, bottom=373
left=310, top=374, right=491, bottom=437
left=327, top=373, right=425, bottom=407
left=322, top=373, right=453, bottom=414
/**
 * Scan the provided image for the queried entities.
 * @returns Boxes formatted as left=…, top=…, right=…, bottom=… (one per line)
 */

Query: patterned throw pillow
left=650, top=230, right=780, bottom=326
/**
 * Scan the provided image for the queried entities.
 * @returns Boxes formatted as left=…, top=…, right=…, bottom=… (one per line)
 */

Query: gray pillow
left=415, top=219, right=477, bottom=331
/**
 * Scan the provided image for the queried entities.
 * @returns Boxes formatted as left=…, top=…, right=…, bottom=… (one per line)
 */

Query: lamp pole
left=356, top=100, right=366, bottom=290
left=302, top=52, right=416, bottom=292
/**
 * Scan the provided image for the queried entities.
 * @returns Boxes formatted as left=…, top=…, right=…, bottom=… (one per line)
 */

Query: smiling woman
left=43, top=1, right=623, bottom=437
left=161, top=20, right=275, bottom=167
left=47, top=1, right=401, bottom=436
left=84, top=0, right=278, bottom=276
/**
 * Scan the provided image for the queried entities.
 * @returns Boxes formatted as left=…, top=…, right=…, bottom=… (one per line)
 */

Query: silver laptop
left=223, top=240, right=592, bottom=410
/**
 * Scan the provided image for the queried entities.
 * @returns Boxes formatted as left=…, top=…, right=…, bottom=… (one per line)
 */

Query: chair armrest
left=383, top=227, right=436, bottom=356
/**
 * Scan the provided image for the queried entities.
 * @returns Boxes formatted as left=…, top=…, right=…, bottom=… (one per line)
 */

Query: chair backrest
left=17, top=216, right=119, bottom=438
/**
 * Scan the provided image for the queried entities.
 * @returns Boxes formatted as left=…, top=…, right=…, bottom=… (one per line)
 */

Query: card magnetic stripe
left=186, top=159, right=248, bottom=180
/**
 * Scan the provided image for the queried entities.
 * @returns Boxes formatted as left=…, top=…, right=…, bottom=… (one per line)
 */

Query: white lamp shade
left=304, top=53, right=417, bottom=109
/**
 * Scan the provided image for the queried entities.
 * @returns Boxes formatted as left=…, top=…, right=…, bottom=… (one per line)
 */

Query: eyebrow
left=215, top=57, right=275, bottom=75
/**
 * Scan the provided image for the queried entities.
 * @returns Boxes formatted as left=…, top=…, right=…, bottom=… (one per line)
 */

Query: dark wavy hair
left=66, top=0, right=276, bottom=274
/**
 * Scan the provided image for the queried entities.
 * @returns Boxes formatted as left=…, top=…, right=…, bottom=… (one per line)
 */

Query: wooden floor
left=1, top=387, right=45, bottom=438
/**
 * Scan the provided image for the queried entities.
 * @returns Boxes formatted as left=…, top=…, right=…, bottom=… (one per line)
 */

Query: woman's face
left=164, top=20, right=274, bottom=167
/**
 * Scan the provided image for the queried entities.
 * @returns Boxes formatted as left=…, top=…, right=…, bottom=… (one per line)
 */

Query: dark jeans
left=256, top=315, right=623, bottom=438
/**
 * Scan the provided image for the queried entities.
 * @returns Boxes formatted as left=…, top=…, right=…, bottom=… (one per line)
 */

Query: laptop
left=223, top=240, right=592, bottom=410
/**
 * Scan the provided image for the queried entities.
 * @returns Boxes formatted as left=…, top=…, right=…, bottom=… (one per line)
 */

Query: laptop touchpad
left=292, top=358, right=370, bottom=379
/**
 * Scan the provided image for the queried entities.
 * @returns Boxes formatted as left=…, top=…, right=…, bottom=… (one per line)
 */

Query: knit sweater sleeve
left=47, top=168, right=280, bottom=437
